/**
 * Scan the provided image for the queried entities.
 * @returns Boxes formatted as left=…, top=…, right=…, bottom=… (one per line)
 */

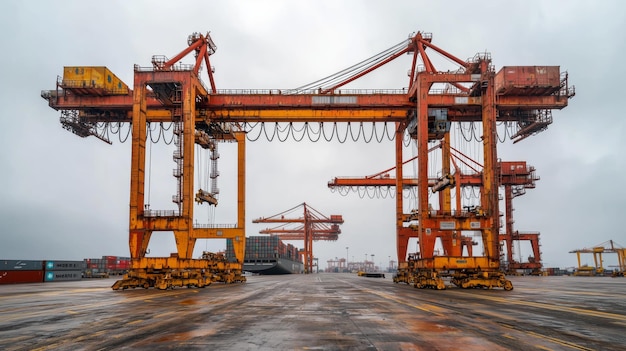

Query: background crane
left=569, top=240, right=625, bottom=276
left=253, top=203, right=343, bottom=273
left=329, top=157, right=542, bottom=275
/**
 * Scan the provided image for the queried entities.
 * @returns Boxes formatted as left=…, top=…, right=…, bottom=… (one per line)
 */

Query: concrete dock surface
left=0, top=273, right=624, bottom=350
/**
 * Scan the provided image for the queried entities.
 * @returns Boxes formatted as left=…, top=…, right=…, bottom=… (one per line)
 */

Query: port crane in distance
left=569, top=240, right=626, bottom=277
left=42, top=30, right=573, bottom=291
left=252, top=202, right=344, bottom=274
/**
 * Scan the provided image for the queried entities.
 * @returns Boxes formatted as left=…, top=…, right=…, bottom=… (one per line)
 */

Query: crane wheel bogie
left=111, top=267, right=245, bottom=290
left=451, top=272, right=513, bottom=291
left=412, top=275, right=446, bottom=290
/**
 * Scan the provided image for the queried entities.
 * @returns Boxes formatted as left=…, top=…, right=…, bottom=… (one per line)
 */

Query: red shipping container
left=495, top=66, right=560, bottom=95
left=0, top=270, right=44, bottom=284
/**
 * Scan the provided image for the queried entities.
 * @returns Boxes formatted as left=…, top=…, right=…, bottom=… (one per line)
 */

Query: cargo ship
left=226, top=236, right=303, bottom=275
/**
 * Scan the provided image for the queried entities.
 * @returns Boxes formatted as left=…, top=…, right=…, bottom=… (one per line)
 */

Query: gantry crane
left=398, top=33, right=572, bottom=290
left=42, top=32, right=247, bottom=289
left=329, top=153, right=542, bottom=282
left=569, top=240, right=625, bottom=276
left=42, top=30, right=573, bottom=291
left=252, top=203, right=343, bottom=273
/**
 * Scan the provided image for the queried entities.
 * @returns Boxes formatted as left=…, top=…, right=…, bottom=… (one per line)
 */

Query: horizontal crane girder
left=44, top=90, right=569, bottom=124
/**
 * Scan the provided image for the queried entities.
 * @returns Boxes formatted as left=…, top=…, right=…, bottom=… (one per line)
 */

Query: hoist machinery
left=42, top=30, right=573, bottom=291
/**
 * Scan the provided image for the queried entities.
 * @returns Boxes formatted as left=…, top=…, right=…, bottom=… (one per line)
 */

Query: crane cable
left=290, top=39, right=409, bottom=93
left=90, top=121, right=132, bottom=143
left=243, top=121, right=395, bottom=143
left=146, top=137, right=152, bottom=206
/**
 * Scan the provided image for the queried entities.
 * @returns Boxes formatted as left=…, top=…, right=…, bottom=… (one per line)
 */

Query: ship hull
left=244, top=259, right=303, bottom=275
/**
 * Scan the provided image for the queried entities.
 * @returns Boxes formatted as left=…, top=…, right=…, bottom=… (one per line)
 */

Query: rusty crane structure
left=42, top=33, right=247, bottom=289
left=329, top=156, right=543, bottom=279
left=395, top=33, right=571, bottom=290
left=42, top=30, right=573, bottom=290
left=252, top=203, right=344, bottom=273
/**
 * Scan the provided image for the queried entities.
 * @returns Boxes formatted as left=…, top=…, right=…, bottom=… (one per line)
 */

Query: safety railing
left=143, top=210, right=180, bottom=217
left=57, top=77, right=130, bottom=95
left=212, top=88, right=408, bottom=95
left=193, top=223, right=238, bottom=229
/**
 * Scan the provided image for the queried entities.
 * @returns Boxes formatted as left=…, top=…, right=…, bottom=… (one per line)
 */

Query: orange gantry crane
left=252, top=203, right=343, bottom=273
left=42, top=30, right=573, bottom=291
left=43, top=33, right=247, bottom=289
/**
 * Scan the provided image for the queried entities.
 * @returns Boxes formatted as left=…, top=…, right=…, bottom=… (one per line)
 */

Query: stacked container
left=84, top=257, right=105, bottom=274
left=103, top=256, right=131, bottom=275
left=44, top=260, right=84, bottom=282
left=0, top=260, right=44, bottom=284
left=84, top=256, right=131, bottom=275
left=494, top=66, right=561, bottom=95
left=226, top=236, right=302, bottom=263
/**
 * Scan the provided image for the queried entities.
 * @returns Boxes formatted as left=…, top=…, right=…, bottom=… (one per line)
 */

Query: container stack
left=44, top=260, right=85, bottom=282
left=103, top=256, right=131, bottom=275
left=0, top=260, right=44, bottom=284
left=1, top=257, right=131, bottom=284
left=84, top=256, right=131, bottom=276
left=494, top=66, right=561, bottom=95
left=226, top=236, right=301, bottom=263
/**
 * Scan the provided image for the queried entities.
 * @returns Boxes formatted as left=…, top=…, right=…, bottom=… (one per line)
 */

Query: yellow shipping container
left=62, top=66, right=129, bottom=95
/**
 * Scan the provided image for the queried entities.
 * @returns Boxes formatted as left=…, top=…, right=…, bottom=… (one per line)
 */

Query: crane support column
left=129, top=74, right=149, bottom=260
left=233, top=131, right=246, bottom=264
left=439, top=135, right=462, bottom=257
left=395, top=122, right=408, bottom=264
left=481, top=65, right=499, bottom=268
left=412, top=73, right=446, bottom=290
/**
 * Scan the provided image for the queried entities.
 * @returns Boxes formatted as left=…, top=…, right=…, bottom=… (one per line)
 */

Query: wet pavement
left=0, top=274, right=624, bottom=350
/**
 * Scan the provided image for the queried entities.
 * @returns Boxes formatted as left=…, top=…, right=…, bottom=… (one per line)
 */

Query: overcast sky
left=1, top=1, right=625, bottom=271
